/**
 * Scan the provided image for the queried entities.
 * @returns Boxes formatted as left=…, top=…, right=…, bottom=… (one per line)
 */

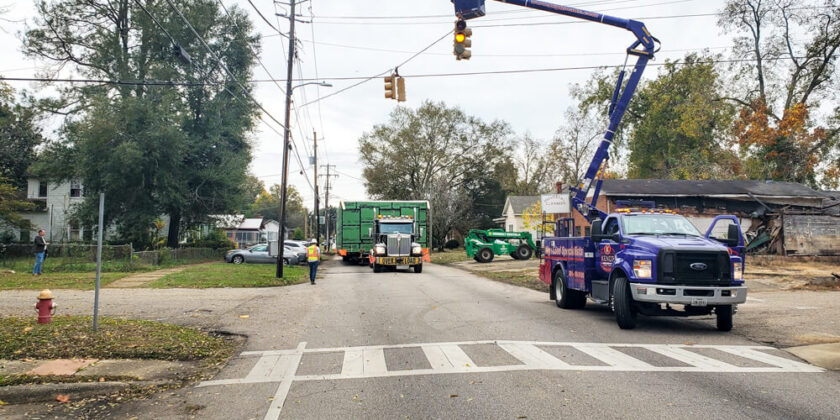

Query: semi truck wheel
left=612, top=276, right=637, bottom=329
left=515, top=245, right=533, bottom=260
left=413, top=264, right=423, bottom=273
left=476, top=248, right=494, bottom=263
left=373, top=263, right=381, bottom=273
left=554, top=270, right=586, bottom=309
left=716, top=305, right=733, bottom=331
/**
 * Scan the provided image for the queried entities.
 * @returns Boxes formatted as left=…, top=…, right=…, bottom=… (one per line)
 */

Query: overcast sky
left=0, top=0, right=733, bottom=209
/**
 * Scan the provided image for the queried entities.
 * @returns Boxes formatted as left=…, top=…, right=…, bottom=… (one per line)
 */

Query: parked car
left=225, top=244, right=298, bottom=265
left=284, top=240, right=309, bottom=264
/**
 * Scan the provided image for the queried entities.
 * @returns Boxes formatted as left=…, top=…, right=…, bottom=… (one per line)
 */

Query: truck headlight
left=374, top=245, right=386, bottom=255
left=412, top=246, right=422, bottom=255
left=733, top=264, right=743, bottom=281
left=633, top=260, right=652, bottom=279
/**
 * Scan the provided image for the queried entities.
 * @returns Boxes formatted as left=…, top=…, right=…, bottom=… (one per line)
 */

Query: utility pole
left=276, top=0, right=297, bottom=279
left=320, top=165, right=338, bottom=252
left=313, top=131, right=320, bottom=243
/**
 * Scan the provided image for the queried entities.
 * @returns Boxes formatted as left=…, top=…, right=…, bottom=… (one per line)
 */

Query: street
left=5, top=260, right=837, bottom=419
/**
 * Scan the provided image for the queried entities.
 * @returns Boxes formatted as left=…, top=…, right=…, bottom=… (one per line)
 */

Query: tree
left=0, top=177, right=35, bottom=231
left=510, top=133, right=553, bottom=195
left=24, top=0, right=260, bottom=247
left=549, top=106, right=603, bottom=186
left=359, top=101, right=513, bottom=247
left=249, top=184, right=307, bottom=230
left=521, top=202, right=556, bottom=237
left=720, top=0, right=840, bottom=186
left=0, top=83, right=43, bottom=189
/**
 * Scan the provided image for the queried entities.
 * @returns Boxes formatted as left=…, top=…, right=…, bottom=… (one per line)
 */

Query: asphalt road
left=3, top=261, right=840, bottom=419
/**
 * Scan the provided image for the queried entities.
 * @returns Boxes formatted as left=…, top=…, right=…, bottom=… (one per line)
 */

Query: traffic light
left=384, top=75, right=396, bottom=99
left=453, top=19, right=472, bottom=60
left=397, top=77, right=406, bottom=102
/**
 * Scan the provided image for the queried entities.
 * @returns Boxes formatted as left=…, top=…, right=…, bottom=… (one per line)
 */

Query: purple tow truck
left=540, top=207, right=747, bottom=331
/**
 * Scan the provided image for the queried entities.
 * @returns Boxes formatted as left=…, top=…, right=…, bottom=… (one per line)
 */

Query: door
left=704, top=216, right=746, bottom=257
left=250, top=244, right=271, bottom=262
left=597, top=217, right=620, bottom=275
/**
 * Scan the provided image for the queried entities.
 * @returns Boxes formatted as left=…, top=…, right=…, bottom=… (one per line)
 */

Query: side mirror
left=590, top=219, right=604, bottom=241
left=725, top=224, right=741, bottom=247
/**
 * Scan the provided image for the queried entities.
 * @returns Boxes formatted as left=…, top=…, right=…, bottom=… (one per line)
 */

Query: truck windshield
left=621, top=214, right=702, bottom=237
left=380, top=223, right=414, bottom=235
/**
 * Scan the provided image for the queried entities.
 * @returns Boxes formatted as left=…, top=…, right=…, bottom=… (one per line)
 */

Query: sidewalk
left=0, top=358, right=199, bottom=404
left=106, top=263, right=212, bottom=288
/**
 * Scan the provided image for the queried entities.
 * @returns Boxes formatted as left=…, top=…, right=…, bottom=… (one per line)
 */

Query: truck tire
left=373, top=263, right=381, bottom=273
left=515, top=245, right=533, bottom=260
left=413, top=264, right=423, bottom=273
left=716, top=305, right=733, bottom=332
left=612, top=276, right=637, bottom=329
left=476, top=248, right=494, bottom=263
left=554, top=269, right=586, bottom=309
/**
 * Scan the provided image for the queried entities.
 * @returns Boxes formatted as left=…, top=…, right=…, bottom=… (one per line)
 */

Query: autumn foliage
left=734, top=100, right=832, bottom=186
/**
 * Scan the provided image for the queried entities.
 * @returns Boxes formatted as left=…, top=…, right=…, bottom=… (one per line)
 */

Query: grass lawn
left=0, top=316, right=236, bottom=362
left=430, top=250, right=472, bottom=265
left=147, top=261, right=308, bottom=288
left=481, top=270, right=549, bottom=293
left=0, top=271, right=128, bottom=291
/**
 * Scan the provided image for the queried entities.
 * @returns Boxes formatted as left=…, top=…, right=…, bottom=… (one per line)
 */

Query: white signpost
left=541, top=194, right=571, bottom=214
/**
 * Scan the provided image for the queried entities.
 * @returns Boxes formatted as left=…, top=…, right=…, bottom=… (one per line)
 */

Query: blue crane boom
left=451, top=0, right=660, bottom=222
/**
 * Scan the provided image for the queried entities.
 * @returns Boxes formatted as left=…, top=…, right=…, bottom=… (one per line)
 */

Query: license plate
left=379, top=257, right=419, bottom=265
left=690, top=297, right=708, bottom=307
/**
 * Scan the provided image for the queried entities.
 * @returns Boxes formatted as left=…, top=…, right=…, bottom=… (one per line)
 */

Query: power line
left=300, top=29, right=454, bottom=108
left=0, top=76, right=210, bottom=86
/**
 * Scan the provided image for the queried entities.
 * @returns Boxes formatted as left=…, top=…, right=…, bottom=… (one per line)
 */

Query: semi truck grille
left=658, top=250, right=730, bottom=286
left=387, top=235, right=411, bottom=256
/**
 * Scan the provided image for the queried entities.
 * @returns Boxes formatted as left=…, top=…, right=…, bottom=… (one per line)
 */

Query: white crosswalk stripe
left=198, top=340, right=824, bottom=419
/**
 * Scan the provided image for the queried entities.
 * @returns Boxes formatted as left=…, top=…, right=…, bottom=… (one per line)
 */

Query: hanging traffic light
left=453, top=19, right=472, bottom=60
left=397, top=77, right=406, bottom=102
left=384, top=75, right=396, bottom=100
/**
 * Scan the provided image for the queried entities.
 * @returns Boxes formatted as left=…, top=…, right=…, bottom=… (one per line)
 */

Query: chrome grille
left=387, top=234, right=411, bottom=256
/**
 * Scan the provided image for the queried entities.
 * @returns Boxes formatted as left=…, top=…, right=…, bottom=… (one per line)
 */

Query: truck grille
left=387, top=235, right=411, bottom=256
left=658, top=250, right=730, bottom=286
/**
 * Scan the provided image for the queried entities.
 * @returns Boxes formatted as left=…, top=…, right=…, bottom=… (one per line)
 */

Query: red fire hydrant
left=35, top=289, right=56, bottom=324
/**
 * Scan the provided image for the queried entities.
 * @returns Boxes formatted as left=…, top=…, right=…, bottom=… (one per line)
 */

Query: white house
left=9, top=178, right=87, bottom=243
left=500, top=195, right=540, bottom=239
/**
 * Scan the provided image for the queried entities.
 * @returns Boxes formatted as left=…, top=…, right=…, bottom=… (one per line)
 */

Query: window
left=575, top=226, right=582, bottom=237
left=585, top=227, right=591, bottom=237
left=508, top=224, right=514, bottom=232
left=38, top=182, right=48, bottom=198
left=20, top=230, right=31, bottom=242
left=603, top=217, right=620, bottom=237
left=70, top=181, right=82, bottom=198
left=69, top=221, right=81, bottom=241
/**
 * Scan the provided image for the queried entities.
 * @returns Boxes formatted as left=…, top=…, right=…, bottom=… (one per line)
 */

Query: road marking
left=198, top=340, right=824, bottom=420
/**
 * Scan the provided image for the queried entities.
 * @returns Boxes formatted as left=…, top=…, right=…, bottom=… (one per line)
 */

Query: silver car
left=225, top=244, right=299, bottom=265
left=284, top=240, right=309, bottom=264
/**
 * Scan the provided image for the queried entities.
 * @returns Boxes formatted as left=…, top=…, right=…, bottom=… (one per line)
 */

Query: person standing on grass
left=307, top=239, right=320, bottom=285
left=33, top=229, right=47, bottom=276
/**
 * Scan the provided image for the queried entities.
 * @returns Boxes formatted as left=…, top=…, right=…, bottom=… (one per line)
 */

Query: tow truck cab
left=540, top=210, right=747, bottom=330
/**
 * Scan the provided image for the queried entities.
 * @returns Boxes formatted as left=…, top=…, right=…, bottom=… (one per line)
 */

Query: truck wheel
left=515, top=245, right=533, bottom=260
left=413, top=264, right=423, bottom=273
left=373, top=263, right=381, bottom=273
left=476, top=248, right=494, bottom=263
left=612, top=276, right=637, bottom=329
left=554, top=270, right=586, bottom=309
left=716, top=305, right=733, bottom=332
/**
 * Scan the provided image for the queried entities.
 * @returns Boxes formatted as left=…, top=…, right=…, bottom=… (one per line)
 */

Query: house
left=6, top=178, right=86, bottom=243
left=211, top=215, right=283, bottom=248
left=557, top=179, right=837, bottom=255
left=499, top=196, right=540, bottom=238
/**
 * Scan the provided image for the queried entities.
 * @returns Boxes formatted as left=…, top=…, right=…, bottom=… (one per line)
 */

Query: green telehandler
left=465, top=229, right=537, bottom=263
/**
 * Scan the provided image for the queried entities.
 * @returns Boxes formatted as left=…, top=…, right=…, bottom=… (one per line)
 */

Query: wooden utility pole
left=276, top=0, right=297, bottom=278
left=320, top=165, right=338, bottom=251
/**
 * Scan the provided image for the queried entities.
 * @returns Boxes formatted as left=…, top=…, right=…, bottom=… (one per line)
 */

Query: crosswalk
left=198, top=340, right=822, bottom=420
left=199, top=340, right=822, bottom=388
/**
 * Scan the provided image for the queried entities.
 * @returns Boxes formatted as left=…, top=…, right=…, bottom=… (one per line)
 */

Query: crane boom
left=450, top=0, right=660, bottom=221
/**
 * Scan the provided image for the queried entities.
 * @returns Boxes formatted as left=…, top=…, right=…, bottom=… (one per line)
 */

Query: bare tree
left=511, top=133, right=553, bottom=195
left=550, top=106, right=604, bottom=186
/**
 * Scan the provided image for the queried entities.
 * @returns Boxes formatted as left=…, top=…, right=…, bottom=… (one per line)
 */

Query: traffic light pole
left=276, top=0, right=297, bottom=279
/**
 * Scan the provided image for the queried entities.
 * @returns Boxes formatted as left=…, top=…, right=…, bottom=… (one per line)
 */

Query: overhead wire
left=308, top=0, right=331, bottom=164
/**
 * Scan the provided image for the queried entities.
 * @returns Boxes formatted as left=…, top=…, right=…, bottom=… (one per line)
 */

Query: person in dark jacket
left=33, top=229, right=47, bottom=275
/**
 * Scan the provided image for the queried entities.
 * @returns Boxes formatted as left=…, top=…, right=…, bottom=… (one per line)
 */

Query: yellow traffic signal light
left=397, top=77, right=406, bottom=102
left=454, top=19, right=472, bottom=60
left=384, top=75, right=395, bottom=99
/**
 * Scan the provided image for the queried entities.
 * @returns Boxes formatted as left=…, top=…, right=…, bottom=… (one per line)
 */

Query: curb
left=787, top=343, right=840, bottom=370
left=0, top=381, right=132, bottom=404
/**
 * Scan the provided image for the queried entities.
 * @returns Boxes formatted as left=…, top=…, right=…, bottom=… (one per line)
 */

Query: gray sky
left=0, top=0, right=732, bottom=209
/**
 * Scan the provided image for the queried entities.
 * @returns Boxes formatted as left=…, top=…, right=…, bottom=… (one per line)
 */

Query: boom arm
left=451, top=0, right=660, bottom=222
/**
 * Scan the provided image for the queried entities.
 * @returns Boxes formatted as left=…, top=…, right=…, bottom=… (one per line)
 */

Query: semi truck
left=336, top=201, right=431, bottom=269
left=451, top=0, right=747, bottom=330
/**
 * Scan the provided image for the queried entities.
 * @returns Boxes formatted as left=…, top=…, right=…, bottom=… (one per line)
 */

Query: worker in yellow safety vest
left=306, top=239, right=321, bottom=285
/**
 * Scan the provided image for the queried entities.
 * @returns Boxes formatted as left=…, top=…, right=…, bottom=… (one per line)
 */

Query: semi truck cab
left=369, top=215, right=425, bottom=273
left=541, top=209, right=747, bottom=330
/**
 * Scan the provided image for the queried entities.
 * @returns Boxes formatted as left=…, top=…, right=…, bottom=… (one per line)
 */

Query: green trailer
left=465, top=229, right=537, bottom=263
left=336, top=201, right=432, bottom=265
